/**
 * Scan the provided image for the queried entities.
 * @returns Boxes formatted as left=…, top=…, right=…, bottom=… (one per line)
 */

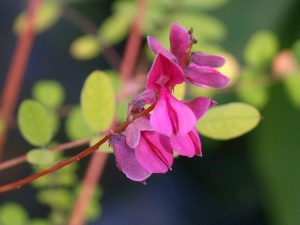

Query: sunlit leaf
left=244, top=30, right=279, bottom=69
left=0, top=203, right=28, bottom=225
left=197, top=102, right=261, bottom=140
left=90, top=135, right=113, bottom=153
left=65, top=106, right=95, bottom=140
left=18, top=100, right=53, bottom=146
left=70, top=35, right=100, bottom=60
left=26, top=148, right=55, bottom=165
left=237, top=69, right=269, bottom=109
left=283, top=72, right=300, bottom=109
left=173, top=83, right=186, bottom=100
left=32, top=80, right=65, bottom=109
left=37, top=189, right=73, bottom=210
left=81, top=71, right=116, bottom=132
left=116, top=99, right=129, bottom=122
left=218, top=52, right=240, bottom=86
left=14, top=1, right=60, bottom=34
left=182, top=0, right=229, bottom=10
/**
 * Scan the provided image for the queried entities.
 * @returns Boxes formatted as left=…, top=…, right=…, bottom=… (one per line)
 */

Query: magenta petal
left=128, top=89, right=156, bottom=113
left=169, top=23, right=191, bottom=68
left=147, top=53, right=184, bottom=90
left=135, top=131, right=173, bottom=173
left=147, top=36, right=176, bottom=61
left=186, top=97, right=216, bottom=120
left=191, top=52, right=225, bottom=68
left=170, top=128, right=202, bottom=157
left=110, top=134, right=151, bottom=182
left=150, top=88, right=196, bottom=136
left=184, top=63, right=230, bottom=88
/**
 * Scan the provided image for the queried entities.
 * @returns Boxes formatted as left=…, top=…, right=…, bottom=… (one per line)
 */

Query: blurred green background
left=0, top=0, right=300, bottom=225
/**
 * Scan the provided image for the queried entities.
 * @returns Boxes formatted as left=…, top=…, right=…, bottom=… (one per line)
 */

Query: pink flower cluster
left=110, top=23, right=229, bottom=182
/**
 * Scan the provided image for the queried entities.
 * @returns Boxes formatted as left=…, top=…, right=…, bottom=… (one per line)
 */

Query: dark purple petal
left=150, top=88, right=196, bottom=136
left=186, top=97, right=216, bottom=120
left=147, top=36, right=176, bottom=61
left=191, top=52, right=225, bottom=68
left=169, top=23, right=191, bottom=68
left=135, top=131, right=173, bottom=173
left=147, top=53, right=184, bottom=90
left=170, top=128, right=202, bottom=157
left=128, top=89, right=156, bottom=114
left=184, top=63, right=230, bottom=88
left=110, top=134, right=151, bottom=182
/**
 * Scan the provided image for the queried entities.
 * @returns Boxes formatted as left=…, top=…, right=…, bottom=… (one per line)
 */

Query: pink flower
left=147, top=23, right=229, bottom=88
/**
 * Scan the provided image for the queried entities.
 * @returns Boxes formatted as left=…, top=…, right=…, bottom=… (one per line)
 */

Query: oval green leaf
left=0, top=203, right=28, bottom=225
left=26, top=148, right=55, bottom=165
left=18, top=100, right=53, bottom=146
left=32, top=80, right=65, bottom=109
left=244, top=30, right=279, bottom=68
left=81, top=71, right=116, bottom=132
left=70, top=35, right=100, bottom=60
left=197, top=102, right=261, bottom=140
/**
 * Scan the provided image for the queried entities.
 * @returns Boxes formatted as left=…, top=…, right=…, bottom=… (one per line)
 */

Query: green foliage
left=0, top=119, right=5, bottom=134
left=14, top=0, right=60, bottom=34
left=81, top=70, right=116, bottom=132
left=244, top=30, right=279, bottom=69
left=283, top=72, right=300, bottom=109
left=90, top=135, right=113, bottom=153
left=37, top=189, right=73, bottom=210
left=26, top=148, right=55, bottom=165
left=236, top=69, right=269, bottom=109
left=70, top=35, right=100, bottom=60
left=30, top=219, right=50, bottom=225
left=18, top=100, right=53, bottom=146
left=65, top=106, right=95, bottom=140
left=173, top=83, right=186, bottom=100
left=291, top=39, right=300, bottom=62
left=181, top=0, right=229, bottom=10
left=197, top=102, right=261, bottom=140
left=0, top=203, right=28, bottom=225
left=32, top=80, right=65, bottom=109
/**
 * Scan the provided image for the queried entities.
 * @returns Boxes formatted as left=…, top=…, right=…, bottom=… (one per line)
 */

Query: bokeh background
left=0, top=0, right=300, bottom=225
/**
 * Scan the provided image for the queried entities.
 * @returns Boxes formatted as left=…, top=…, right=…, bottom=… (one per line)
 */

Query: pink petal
left=147, top=36, right=176, bottom=61
left=169, top=23, right=191, bottom=68
left=191, top=52, right=225, bottom=68
left=135, top=131, right=173, bottom=173
left=150, top=88, right=196, bottom=136
left=128, top=89, right=156, bottom=113
left=110, top=134, right=152, bottom=182
left=147, top=53, right=184, bottom=90
left=184, top=63, right=230, bottom=88
left=170, top=128, right=202, bottom=157
left=125, top=117, right=154, bottom=148
left=186, top=97, right=216, bottom=120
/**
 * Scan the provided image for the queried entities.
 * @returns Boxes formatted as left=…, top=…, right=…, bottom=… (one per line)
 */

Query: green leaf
left=81, top=71, right=116, bottom=132
left=18, top=100, right=53, bottom=146
left=197, top=102, right=261, bottom=140
left=283, top=72, right=300, bottom=109
left=173, top=83, right=186, bottom=100
left=181, top=0, right=229, bottom=10
left=65, top=106, right=95, bottom=140
left=116, top=99, right=130, bottom=122
left=0, top=203, right=28, bottom=225
left=26, top=148, right=55, bottom=165
left=32, top=80, right=65, bottom=109
left=90, top=135, right=113, bottom=153
left=0, top=119, right=5, bottom=134
left=30, top=219, right=50, bottom=225
left=37, top=189, right=73, bottom=209
left=244, top=30, right=279, bottom=69
left=236, top=69, right=269, bottom=109
left=14, top=1, right=60, bottom=34
left=70, top=35, right=100, bottom=60
left=291, top=39, right=300, bottom=62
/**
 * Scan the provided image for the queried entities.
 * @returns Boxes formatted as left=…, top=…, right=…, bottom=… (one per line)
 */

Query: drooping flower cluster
left=110, top=23, right=229, bottom=182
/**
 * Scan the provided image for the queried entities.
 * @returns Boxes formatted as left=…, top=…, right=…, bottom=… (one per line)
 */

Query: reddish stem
left=0, top=0, right=41, bottom=160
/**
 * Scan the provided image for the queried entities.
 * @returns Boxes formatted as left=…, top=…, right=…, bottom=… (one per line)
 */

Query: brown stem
left=0, top=0, right=41, bottom=160
left=68, top=1, right=148, bottom=224
left=68, top=152, right=107, bottom=225
left=0, top=137, right=91, bottom=172
left=61, top=4, right=121, bottom=70
left=0, top=103, right=154, bottom=193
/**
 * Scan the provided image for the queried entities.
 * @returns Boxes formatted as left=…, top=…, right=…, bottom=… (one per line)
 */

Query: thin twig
left=0, top=0, right=41, bottom=160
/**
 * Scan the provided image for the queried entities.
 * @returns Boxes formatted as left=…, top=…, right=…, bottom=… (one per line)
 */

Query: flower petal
left=135, top=131, right=173, bottom=173
left=150, top=88, right=196, bottom=136
left=110, top=134, right=151, bottom=182
left=170, top=128, right=202, bottom=157
left=169, top=23, right=191, bottom=68
left=128, top=89, right=156, bottom=114
left=147, top=36, right=176, bottom=61
left=147, top=53, right=184, bottom=90
left=186, top=97, right=216, bottom=120
left=191, top=52, right=225, bottom=68
left=184, top=63, right=230, bottom=88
